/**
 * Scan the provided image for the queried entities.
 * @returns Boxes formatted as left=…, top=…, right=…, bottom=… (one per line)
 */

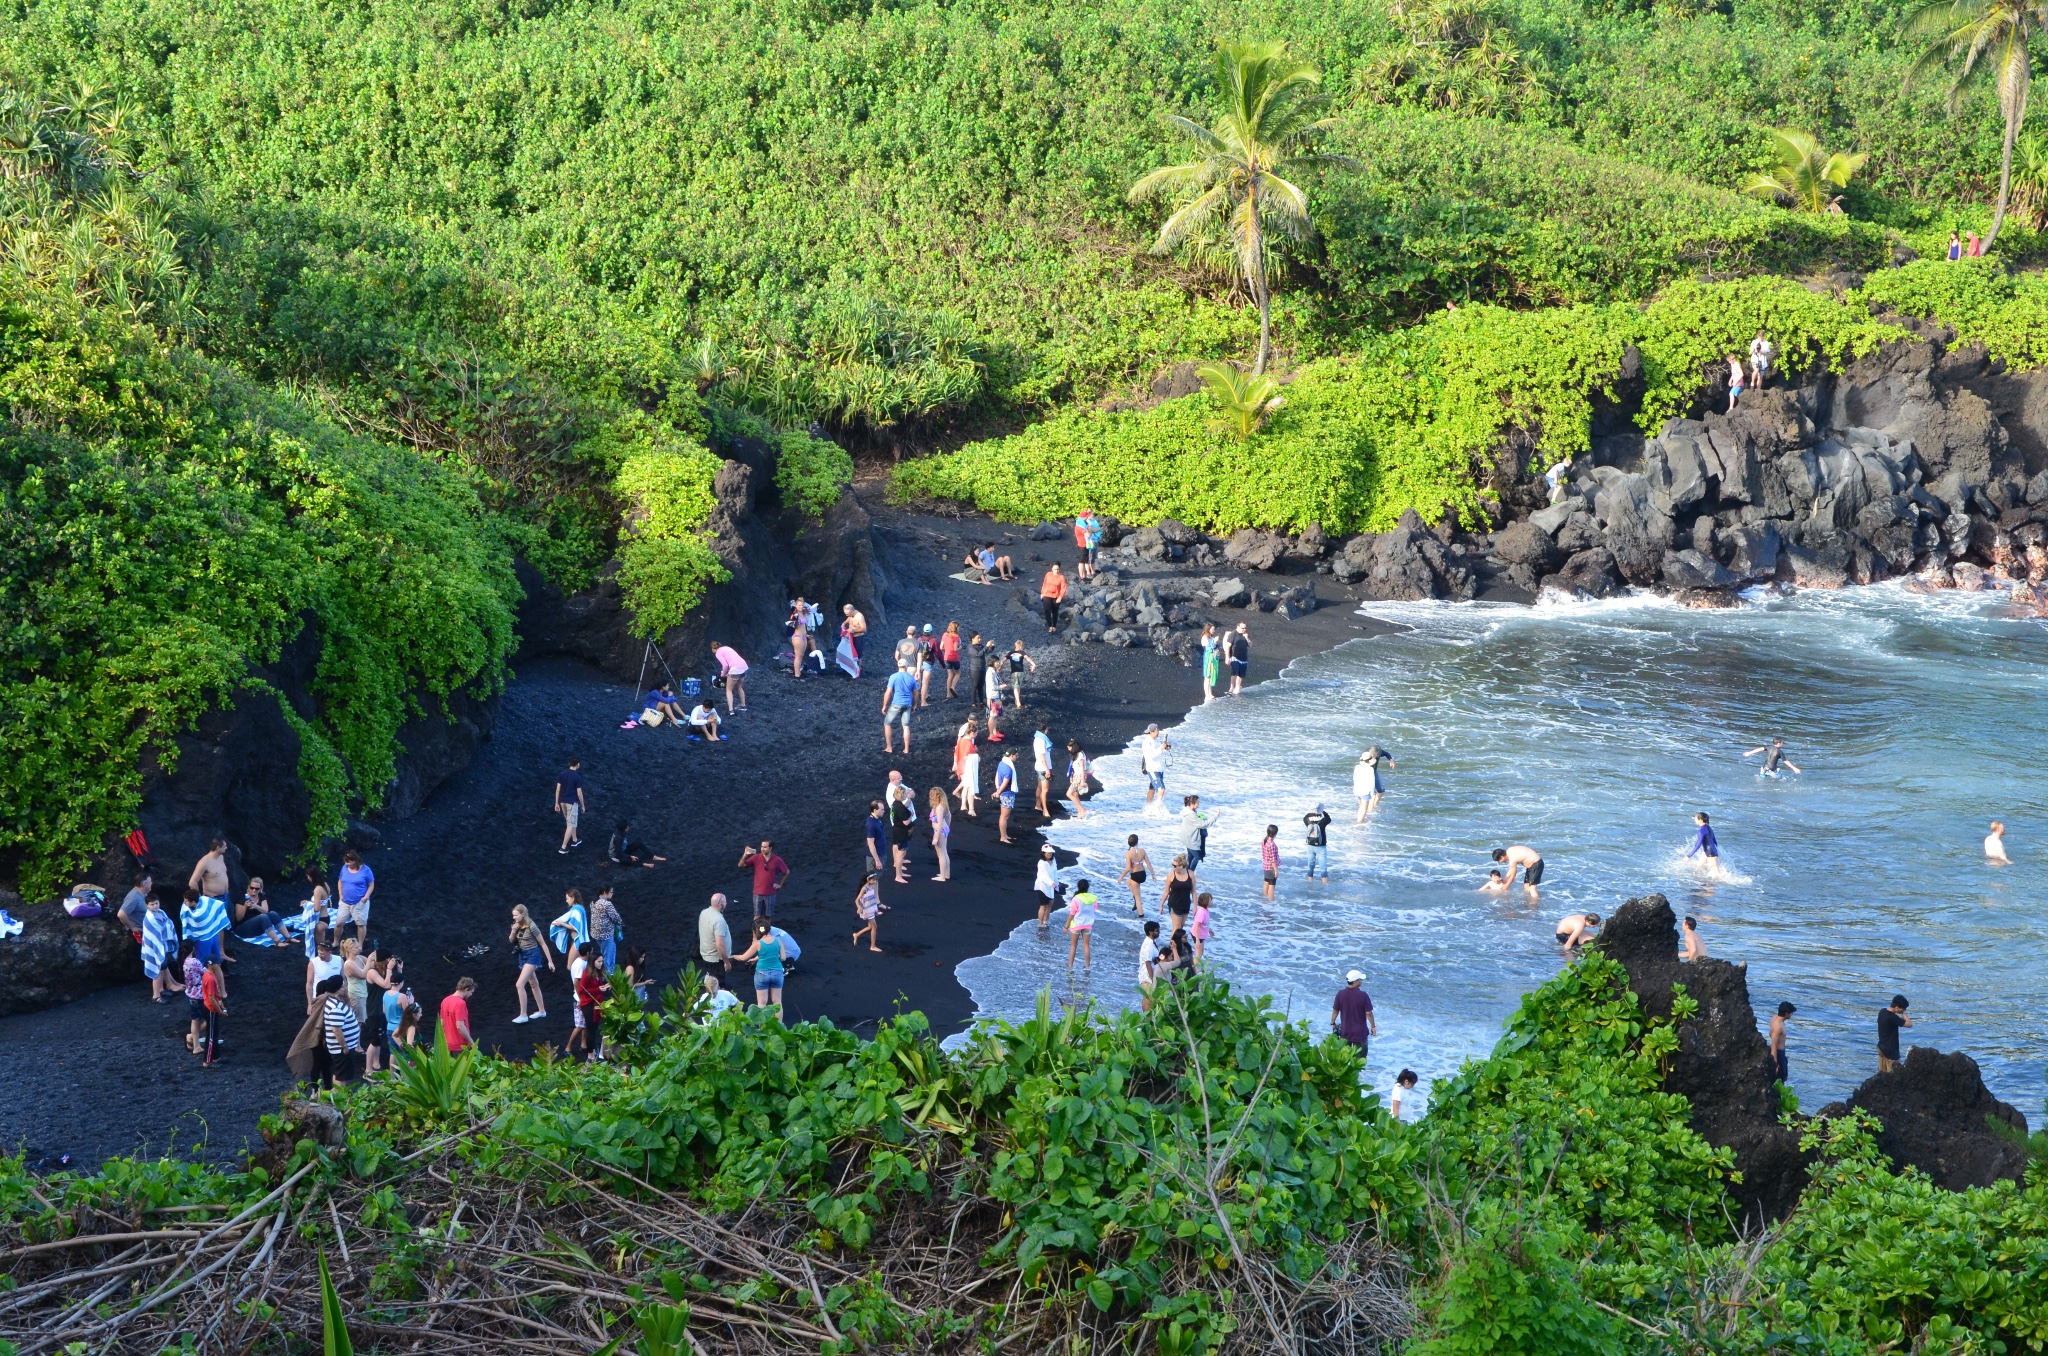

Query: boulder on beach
left=1819, top=1049, right=2032, bottom=1192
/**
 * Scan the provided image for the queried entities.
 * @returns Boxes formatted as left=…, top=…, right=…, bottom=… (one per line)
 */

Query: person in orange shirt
left=1039, top=563, right=1068, bottom=633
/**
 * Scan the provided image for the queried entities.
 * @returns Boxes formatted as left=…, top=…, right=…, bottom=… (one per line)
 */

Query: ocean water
left=954, top=585, right=2048, bottom=1119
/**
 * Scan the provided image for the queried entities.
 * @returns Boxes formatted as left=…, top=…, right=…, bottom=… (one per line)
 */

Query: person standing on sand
left=141, top=891, right=182, bottom=1003
left=917, top=625, right=938, bottom=707
left=1259, top=824, right=1281, bottom=900
left=738, top=839, right=790, bottom=920
left=842, top=604, right=868, bottom=671
left=984, top=648, right=1006, bottom=739
left=852, top=872, right=883, bottom=952
left=1355, top=746, right=1394, bottom=820
left=186, top=838, right=233, bottom=965
left=1066, top=878, right=1098, bottom=970
left=305, top=936, right=342, bottom=1015
left=1226, top=623, right=1251, bottom=696
left=697, top=893, right=733, bottom=983
left=1331, top=971, right=1377, bottom=1057
left=555, top=757, right=587, bottom=854
left=1191, top=891, right=1213, bottom=964
left=199, top=957, right=227, bottom=1066
left=1032, top=721, right=1055, bottom=816
left=337, top=849, right=374, bottom=939
left=1007, top=640, right=1037, bottom=710
left=1877, top=994, right=1911, bottom=1073
left=1141, top=725, right=1170, bottom=808
left=929, top=787, right=953, bottom=881
left=788, top=598, right=813, bottom=679
left=712, top=641, right=750, bottom=714
left=589, top=888, right=624, bottom=973
left=1682, top=915, right=1707, bottom=961
left=1120, top=834, right=1152, bottom=915
left=730, top=918, right=786, bottom=1018
left=995, top=751, right=1019, bottom=843
left=439, top=977, right=476, bottom=1053
left=887, top=786, right=916, bottom=883
left=1685, top=812, right=1723, bottom=879
left=965, top=633, right=988, bottom=722
left=118, top=872, right=151, bottom=943
left=508, top=904, right=554, bottom=1024
left=940, top=622, right=963, bottom=699
left=1303, top=803, right=1332, bottom=881
left=1039, top=564, right=1068, bottom=633
left=1034, top=844, right=1059, bottom=929
left=1492, top=844, right=1544, bottom=900
left=1163, top=856, right=1194, bottom=936
left=895, top=626, right=920, bottom=674
left=1770, top=1001, right=1795, bottom=1083
left=1554, top=911, right=1599, bottom=948
left=955, top=725, right=982, bottom=817
left=1985, top=820, right=2011, bottom=863
left=882, top=662, right=918, bottom=754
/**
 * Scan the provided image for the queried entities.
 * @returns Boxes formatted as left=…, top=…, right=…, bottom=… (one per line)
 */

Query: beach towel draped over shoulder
left=140, top=908, right=179, bottom=979
left=286, top=1009, right=326, bottom=1080
left=180, top=894, right=230, bottom=942
left=550, top=902, right=590, bottom=956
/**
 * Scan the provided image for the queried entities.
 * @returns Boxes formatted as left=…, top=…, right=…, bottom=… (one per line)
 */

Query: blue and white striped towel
left=180, top=894, right=230, bottom=942
left=141, top=908, right=179, bottom=978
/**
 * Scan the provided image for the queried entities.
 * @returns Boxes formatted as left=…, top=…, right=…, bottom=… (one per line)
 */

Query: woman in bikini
left=1118, top=833, right=1152, bottom=915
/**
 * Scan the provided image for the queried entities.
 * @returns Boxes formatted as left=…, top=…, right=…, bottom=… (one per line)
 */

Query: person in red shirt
left=438, top=977, right=476, bottom=1054
left=1039, top=563, right=1068, bottom=633
left=737, top=840, right=791, bottom=920
left=200, top=960, right=228, bottom=1067
left=574, top=959, right=612, bottom=1062
left=938, top=622, right=963, bottom=699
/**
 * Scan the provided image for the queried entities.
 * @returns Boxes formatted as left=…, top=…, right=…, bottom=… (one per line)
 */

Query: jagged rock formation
left=1594, top=894, right=1809, bottom=1227
left=1819, top=1048, right=2032, bottom=1190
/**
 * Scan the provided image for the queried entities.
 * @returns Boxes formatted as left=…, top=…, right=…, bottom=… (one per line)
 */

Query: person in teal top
left=733, top=917, right=787, bottom=1020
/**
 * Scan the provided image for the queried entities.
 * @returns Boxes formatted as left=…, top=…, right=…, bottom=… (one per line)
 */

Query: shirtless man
left=189, top=837, right=234, bottom=964
left=1985, top=820, right=2011, bottom=864
left=1742, top=738, right=1800, bottom=778
left=1769, top=1001, right=1795, bottom=1082
left=1682, top=915, right=1707, bottom=961
left=1554, top=912, right=1600, bottom=949
left=1491, top=844, right=1545, bottom=900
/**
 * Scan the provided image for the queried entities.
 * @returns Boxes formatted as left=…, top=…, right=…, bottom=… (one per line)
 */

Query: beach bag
left=64, top=885, right=105, bottom=918
left=640, top=707, right=665, bottom=727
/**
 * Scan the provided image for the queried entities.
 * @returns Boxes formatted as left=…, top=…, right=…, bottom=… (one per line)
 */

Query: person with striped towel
left=178, top=885, right=231, bottom=968
left=185, top=838, right=235, bottom=964
left=140, top=891, right=183, bottom=1003
left=318, top=974, right=362, bottom=1089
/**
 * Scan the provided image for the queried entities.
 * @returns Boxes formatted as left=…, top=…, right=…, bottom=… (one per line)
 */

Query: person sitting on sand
left=649, top=686, right=687, bottom=725
left=1555, top=912, right=1600, bottom=949
left=689, top=700, right=723, bottom=741
left=1986, top=820, right=2012, bottom=864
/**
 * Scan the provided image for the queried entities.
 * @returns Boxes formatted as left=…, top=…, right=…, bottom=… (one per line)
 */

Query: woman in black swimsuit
left=1164, top=855, right=1194, bottom=934
left=1119, top=833, right=1152, bottom=915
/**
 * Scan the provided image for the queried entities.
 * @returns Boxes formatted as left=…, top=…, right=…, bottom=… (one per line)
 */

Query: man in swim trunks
left=1554, top=912, right=1599, bottom=948
left=1742, top=738, right=1800, bottom=777
left=1769, top=1001, right=1795, bottom=1082
left=1493, top=844, right=1544, bottom=900
left=1684, top=812, right=1723, bottom=879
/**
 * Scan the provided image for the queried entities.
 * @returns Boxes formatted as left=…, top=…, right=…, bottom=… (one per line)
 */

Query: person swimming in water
left=1480, top=869, right=1508, bottom=893
left=1742, top=738, right=1801, bottom=778
left=1685, top=811, right=1723, bottom=879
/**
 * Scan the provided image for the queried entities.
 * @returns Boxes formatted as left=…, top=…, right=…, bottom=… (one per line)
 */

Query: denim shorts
left=1147, top=771, right=1165, bottom=790
left=884, top=703, right=912, bottom=727
left=755, top=972, right=784, bottom=992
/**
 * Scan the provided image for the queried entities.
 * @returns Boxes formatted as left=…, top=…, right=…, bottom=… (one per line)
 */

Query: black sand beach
left=0, top=493, right=1384, bottom=1168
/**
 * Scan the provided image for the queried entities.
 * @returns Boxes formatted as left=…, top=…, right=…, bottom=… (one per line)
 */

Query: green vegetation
left=1745, top=129, right=1870, bottom=215
left=6, top=966, right=2045, bottom=1350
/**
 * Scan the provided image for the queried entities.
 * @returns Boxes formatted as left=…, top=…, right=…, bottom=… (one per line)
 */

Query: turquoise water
left=955, top=586, right=2048, bottom=1117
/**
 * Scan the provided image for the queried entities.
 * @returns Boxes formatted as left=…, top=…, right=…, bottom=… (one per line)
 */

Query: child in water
left=1685, top=812, right=1723, bottom=879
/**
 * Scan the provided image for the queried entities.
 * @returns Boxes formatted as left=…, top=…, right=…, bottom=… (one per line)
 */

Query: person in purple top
left=1684, top=811, right=1723, bottom=879
left=1331, top=970, right=1377, bottom=1057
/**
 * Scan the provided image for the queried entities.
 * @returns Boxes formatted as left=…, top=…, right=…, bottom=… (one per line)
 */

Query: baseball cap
left=1345, top=969, right=1365, bottom=983
left=1146, top=723, right=1160, bottom=733
left=1041, top=844, right=1055, bottom=855
left=923, top=623, right=933, bottom=633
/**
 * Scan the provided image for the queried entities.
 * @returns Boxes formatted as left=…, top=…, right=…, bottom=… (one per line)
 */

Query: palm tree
left=1196, top=361, right=1284, bottom=437
left=2011, top=131, right=2048, bottom=227
left=1743, top=129, right=1868, bottom=214
left=1906, top=0, right=2044, bottom=250
left=1130, top=42, right=1355, bottom=374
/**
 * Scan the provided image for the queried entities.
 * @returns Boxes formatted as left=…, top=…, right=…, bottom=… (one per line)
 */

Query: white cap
left=1345, top=969, right=1365, bottom=984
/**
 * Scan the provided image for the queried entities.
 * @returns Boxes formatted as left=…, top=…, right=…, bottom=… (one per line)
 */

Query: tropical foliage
left=1744, top=128, right=1869, bottom=213
left=1906, top=0, right=2043, bottom=248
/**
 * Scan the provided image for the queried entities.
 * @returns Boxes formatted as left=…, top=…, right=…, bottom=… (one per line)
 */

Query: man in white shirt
left=1137, top=920, right=1161, bottom=1012
left=689, top=702, right=722, bottom=741
left=1140, top=725, right=1171, bottom=807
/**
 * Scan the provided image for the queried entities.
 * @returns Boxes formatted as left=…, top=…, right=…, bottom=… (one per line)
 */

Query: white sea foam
left=953, top=586, right=2048, bottom=1111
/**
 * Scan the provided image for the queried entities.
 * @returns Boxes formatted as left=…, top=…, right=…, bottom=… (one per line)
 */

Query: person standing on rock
left=1039, top=563, right=1068, bottom=633
left=712, top=641, right=749, bottom=714
left=1985, top=820, right=2011, bottom=864
left=1331, top=970, right=1376, bottom=1058
left=1749, top=329, right=1774, bottom=390
left=1226, top=623, right=1251, bottom=696
left=1743, top=739, right=1800, bottom=778
left=1544, top=456, right=1574, bottom=505
left=1769, top=1001, right=1795, bottom=1083
left=1355, top=746, right=1395, bottom=820
left=555, top=757, right=587, bottom=854
left=1685, top=812, right=1723, bottom=880
left=1877, top=995, right=1912, bottom=1073
left=1492, top=844, right=1544, bottom=900
left=1141, top=724, right=1171, bottom=808
left=1303, top=803, right=1332, bottom=881
left=186, top=839, right=233, bottom=966
left=1726, top=353, right=1745, bottom=412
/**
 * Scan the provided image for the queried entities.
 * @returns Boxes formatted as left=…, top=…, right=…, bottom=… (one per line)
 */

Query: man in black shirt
left=555, top=758, right=586, bottom=854
left=1303, top=804, right=1332, bottom=881
left=1876, top=994, right=1912, bottom=1073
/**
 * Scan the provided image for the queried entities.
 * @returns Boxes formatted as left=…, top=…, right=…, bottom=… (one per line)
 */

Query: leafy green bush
left=608, top=418, right=730, bottom=641
left=774, top=430, right=855, bottom=520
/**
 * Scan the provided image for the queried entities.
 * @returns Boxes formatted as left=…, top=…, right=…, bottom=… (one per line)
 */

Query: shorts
left=1525, top=859, right=1545, bottom=886
left=752, top=892, right=777, bottom=918
left=1147, top=771, right=1165, bottom=790
left=1082, top=546, right=1097, bottom=565
left=1262, top=869, right=1277, bottom=884
left=572, top=1004, right=586, bottom=1029
left=1774, top=1050, right=1789, bottom=1083
left=518, top=947, right=545, bottom=971
left=193, top=932, right=223, bottom=965
left=562, top=801, right=580, bottom=833
left=944, top=658, right=960, bottom=671
left=884, top=703, right=912, bottom=727
left=340, top=900, right=370, bottom=929
left=1228, top=659, right=1248, bottom=676
left=1555, top=932, right=1571, bottom=946
left=187, top=997, right=208, bottom=1023
left=755, top=972, right=784, bottom=992
left=1000, top=791, right=1017, bottom=807
left=1129, top=871, right=1148, bottom=885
